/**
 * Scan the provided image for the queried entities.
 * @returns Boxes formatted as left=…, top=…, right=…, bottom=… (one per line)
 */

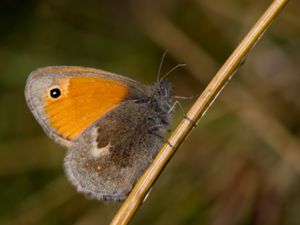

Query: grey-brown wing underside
left=64, top=100, right=163, bottom=201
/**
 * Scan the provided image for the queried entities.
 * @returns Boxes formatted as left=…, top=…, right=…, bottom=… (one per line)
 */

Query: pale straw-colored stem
left=110, top=0, right=289, bottom=224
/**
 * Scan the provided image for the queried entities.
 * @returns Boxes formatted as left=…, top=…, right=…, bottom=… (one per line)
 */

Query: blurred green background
left=1, top=0, right=300, bottom=224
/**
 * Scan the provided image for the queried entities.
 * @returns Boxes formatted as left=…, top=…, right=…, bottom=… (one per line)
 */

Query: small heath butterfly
left=25, top=66, right=173, bottom=201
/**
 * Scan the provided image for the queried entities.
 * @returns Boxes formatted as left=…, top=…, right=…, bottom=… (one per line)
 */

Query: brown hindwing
left=64, top=100, right=164, bottom=201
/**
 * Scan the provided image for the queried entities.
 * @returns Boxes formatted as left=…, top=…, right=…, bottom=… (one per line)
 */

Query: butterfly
left=25, top=66, right=173, bottom=201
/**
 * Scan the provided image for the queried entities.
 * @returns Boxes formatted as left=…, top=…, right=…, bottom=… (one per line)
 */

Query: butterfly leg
left=168, top=100, right=197, bottom=128
left=149, top=124, right=171, bottom=133
left=148, top=130, right=174, bottom=149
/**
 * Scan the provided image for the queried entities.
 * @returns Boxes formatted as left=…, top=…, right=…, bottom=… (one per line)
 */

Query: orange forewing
left=44, top=76, right=128, bottom=140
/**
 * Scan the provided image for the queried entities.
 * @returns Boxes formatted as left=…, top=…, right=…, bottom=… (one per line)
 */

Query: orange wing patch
left=44, top=76, right=128, bottom=140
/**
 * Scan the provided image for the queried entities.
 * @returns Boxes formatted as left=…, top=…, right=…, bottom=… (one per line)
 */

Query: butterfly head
left=148, top=78, right=173, bottom=118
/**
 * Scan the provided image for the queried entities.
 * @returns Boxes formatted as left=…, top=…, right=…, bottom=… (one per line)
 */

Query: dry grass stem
left=110, top=1, right=289, bottom=224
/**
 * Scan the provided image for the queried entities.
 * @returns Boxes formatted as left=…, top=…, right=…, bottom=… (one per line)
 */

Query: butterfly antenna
left=173, top=94, right=199, bottom=100
left=160, top=63, right=186, bottom=81
left=157, top=50, right=169, bottom=82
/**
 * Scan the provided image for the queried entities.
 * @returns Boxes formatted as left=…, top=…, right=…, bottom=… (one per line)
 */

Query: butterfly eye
left=49, top=88, right=61, bottom=99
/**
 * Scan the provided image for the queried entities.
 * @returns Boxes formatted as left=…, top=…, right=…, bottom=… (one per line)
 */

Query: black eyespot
left=50, top=88, right=61, bottom=99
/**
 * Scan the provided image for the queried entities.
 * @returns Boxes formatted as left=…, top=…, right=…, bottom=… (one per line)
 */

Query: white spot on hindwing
left=90, top=142, right=111, bottom=158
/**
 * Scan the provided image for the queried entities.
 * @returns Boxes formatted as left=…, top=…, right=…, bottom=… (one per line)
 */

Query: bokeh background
left=0, top=0, right=300, bottom=224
